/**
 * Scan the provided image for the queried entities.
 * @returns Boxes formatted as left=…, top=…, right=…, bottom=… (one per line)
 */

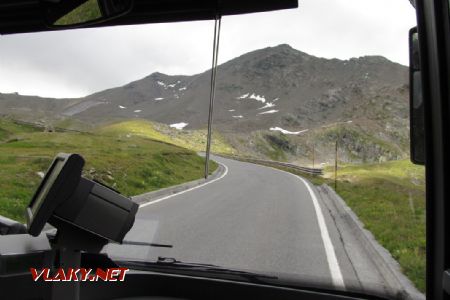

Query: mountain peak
left=147, top=72, right=166, bottom=78
left=273, top=43, right=293, bottom=50
left=352, top=55, right=391, bottom=64
left=267, top=44, right=298, bottom=54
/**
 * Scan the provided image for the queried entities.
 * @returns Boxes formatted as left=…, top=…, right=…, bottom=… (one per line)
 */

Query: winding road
left=104, top=155, right=392, bottom=294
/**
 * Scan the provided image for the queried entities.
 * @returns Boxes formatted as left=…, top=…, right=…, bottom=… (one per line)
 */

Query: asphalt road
left=104, top=156, right=388, bottom=293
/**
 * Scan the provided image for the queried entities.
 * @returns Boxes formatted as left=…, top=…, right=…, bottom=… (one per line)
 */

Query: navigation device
left=26, top=153, right=138, bottom=247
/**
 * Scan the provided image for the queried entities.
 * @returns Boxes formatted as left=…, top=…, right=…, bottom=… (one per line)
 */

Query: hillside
left=0, top=44, right=409, bottom=164
left=98, top=119, right=236, bottom=154
left=0, top=118, right=217, bottom=222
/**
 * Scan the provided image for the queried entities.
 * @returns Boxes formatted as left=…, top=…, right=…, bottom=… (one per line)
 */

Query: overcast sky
left=0, top=0, right=416, bottom=99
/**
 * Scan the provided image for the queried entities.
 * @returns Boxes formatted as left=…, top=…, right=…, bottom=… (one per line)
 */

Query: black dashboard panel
left=0, top=271, right=385, bottom=300
left=79, top=272, right=385, bottom=300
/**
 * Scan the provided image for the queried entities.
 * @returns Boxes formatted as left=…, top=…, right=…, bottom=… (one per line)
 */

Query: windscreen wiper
left=121, top=241, right=172, bottom=248
left=116, top=256, right=278, bottom=284
left=45, top=230, right=172, bottom=248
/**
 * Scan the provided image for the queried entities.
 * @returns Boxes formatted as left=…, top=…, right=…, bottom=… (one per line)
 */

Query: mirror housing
left=45, top=0, right=133, bottom=29
left=409, top=27, right=425, bottom=165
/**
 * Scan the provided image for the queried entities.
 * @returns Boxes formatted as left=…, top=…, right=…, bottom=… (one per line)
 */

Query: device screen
left=30, top=157, right=66, bottom=215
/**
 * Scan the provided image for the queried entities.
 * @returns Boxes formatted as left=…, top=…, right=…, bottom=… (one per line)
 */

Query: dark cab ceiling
left=0, top=0, right=298, bottom=35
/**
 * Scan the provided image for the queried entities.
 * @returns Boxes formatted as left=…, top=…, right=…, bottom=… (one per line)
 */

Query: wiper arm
left=45, top=230, right=173, bottom=248
left=121, top=241, right=173, bottom=248
left=117, top=257, right=278, bottom=283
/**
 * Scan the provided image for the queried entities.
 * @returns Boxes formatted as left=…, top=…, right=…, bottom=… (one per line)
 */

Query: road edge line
left=137, top=162, right=229, bottom=208
left=320, top=184, right=424, bottom=299
left=296, top=176, right=346, bottom=290
left=241, top=160, right=346, bottom=290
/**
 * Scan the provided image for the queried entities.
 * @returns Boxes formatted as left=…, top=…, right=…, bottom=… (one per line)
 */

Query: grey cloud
left=0, top=0, right=415, bottom=98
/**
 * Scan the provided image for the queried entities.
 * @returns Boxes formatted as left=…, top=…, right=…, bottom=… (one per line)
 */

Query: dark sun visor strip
left=0, top=0, right=298, bottom=35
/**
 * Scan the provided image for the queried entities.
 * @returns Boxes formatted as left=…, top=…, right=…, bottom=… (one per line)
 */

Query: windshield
left=0, top=1, right=423, bottom=299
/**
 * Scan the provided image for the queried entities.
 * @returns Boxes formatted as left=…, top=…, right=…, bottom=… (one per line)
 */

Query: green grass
left=98, top=119, right=236, bottom=154
left=0, top=118, right=41, bottom=141
left=326, top=160, right=425, bottom=292
left=0, top=118, right=217, bottom=223
left=238, top=157, right=426, bottom=293
left=255, top=135, right=287, bottom=161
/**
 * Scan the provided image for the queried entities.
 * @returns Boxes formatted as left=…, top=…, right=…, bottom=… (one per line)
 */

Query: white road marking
left=139, top=163, right=229, bottom=208
left=246, top=161, right=346, bottom=290
left=296, top=176, right=346, bottom=290
left=138, top=157, right=345, bottom=290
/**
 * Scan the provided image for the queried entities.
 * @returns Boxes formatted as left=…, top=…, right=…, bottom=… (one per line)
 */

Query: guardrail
left=215, top=154, right=323, bottom=176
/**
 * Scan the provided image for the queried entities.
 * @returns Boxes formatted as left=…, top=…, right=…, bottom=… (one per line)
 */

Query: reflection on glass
left=54, top=0, right=102, bottom=26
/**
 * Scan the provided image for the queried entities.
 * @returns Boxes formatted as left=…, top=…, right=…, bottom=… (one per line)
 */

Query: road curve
left=104, top=156, right=364, bottom=290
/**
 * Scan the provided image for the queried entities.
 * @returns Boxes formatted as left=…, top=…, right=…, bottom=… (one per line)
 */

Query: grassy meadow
left=98, top=119, right=236, bottom=154
left=0, top=118, right=217, bottom=223
left=329, top=160, right=425, bottom=292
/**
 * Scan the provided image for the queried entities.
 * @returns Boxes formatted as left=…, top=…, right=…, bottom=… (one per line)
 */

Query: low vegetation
left=316, top=125, right=405, bottom=163
left=0, top=118, right=217, bottom=223
left=98, top=119, right=236, bottom=154
left=328, top=160, right=425, bottom=292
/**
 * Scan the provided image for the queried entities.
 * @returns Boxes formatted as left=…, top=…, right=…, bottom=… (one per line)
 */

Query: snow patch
left=228, top=109, right=235, bottom=112
left=238, top=92, right=267, bottom=103
left=170, top=122, right=188, bottom=130
left=272, top=98, right=279, bottom=102
left=179, top=86, right=187, bottom=91
left=258, top=110, right=278, bottom=114
left=249, top=93, right=266, bottom=103
left=157, top=81, right=178, bottom=89
left=134, top=110, right=142, bottom=113
left=154, top=97, right=164, bottom=101
left=232, top=115, right=243, bottom=119
left=270, top=127, right=309, bottom=135
left=119, top=105, right=126, bottom=109
left=258, top=102, right=276, bottom=110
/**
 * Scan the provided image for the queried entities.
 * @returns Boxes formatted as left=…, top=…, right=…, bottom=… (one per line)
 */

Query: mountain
left=0, top=44, right=410, bottom=164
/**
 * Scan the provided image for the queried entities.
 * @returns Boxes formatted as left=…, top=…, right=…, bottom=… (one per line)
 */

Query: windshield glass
left=0, top=1, right=423, bottom=299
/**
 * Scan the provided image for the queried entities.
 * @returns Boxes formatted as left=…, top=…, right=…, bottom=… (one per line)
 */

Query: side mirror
left=409, top=27, right=425, bottom=165
left=45, top=0, right=133, bottom=28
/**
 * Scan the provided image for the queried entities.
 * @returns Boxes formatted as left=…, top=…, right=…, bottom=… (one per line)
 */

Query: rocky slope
left=0, top=44, right=410, bottom=164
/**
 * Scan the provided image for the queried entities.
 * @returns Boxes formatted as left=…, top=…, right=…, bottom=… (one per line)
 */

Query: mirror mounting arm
left=409, top=26, right=425, bottom=165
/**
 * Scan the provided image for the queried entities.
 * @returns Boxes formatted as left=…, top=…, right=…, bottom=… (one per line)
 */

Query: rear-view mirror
left=409, top=27, right=425, bottom=165
left=45, top=0, right=133, bottom=28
